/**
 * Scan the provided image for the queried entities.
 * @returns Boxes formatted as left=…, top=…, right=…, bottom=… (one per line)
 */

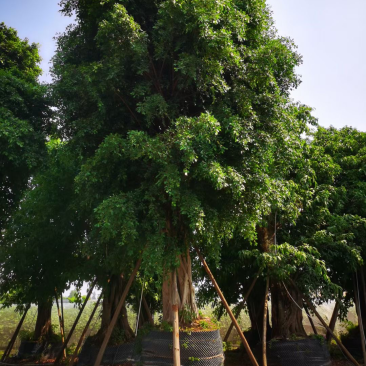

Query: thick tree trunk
left=162, top=250, right=198, bottom=324
left=271, top=282, right=306, bottom=339
left=247, top=292, right=270, bottom=344
left=34, top=301, right=53, bottom=341
left=95, top=274, right=134, bottom=344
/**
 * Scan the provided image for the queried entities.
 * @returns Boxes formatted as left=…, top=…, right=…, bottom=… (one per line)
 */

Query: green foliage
left=198, top=320, right=209, bottom=330
left=52, top=0, right=317, bottom=292
left=179, top=305, right=197, bottom=325
left=0, top=143, right=87, bottom=307
left=160, top=320, right=173, bottom=332
left=19, top=330, right=35, bottom=342
left=223, top=341, right=233, bottom=352
left=0, top=23, right=51, bottom=231
left=0, top=22, right=42, bottom=80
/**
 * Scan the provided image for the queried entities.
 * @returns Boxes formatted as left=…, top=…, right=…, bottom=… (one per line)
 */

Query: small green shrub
left=160, top=320, right=173, bottom=332
left=198, top=320, right=209, bottom=329
left=19, top=330, right=35, bottom=341
left=223, top=341, right=232, bottom=352
left=179, top=306, right=196, bottom=325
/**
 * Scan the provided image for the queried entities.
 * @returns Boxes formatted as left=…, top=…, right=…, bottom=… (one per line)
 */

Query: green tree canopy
left=0, top=23, right=51, bottom=231
left=52, top=0, right=317, bottom=322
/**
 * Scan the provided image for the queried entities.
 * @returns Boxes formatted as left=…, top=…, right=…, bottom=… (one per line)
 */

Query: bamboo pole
left=55, top=278, right=97, bottom=364
left=142, top=295, right=154, bottom=326
left=290, top=279, right=360, bottom=366
left=326, top=301, right=339, bottom=342
left=353, top=275, right=366, bottom=366
left=55, top=290, right=66, bottom=357
left=1, top=305, right=29, bottom=361
left=195, top=247, right=259, bottom=366
left=304, top=303, right=318, bottom=335
left=93, top=258, right=142, bottom=366
left=68, top=292, right=103, bottom=366
left=223, top=268, right=262, bottom=342
left=172, top=270, right=181, bottom=366
left=262, top=277, right=269, bottom=366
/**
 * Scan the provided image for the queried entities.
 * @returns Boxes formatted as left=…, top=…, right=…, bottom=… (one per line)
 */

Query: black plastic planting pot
left=17, top=341, right=62, bottom=360
left=141, top=329, right=224, bottom=366
left=77, top=341, right=135, bottom=366
left=78, top=329, right=224, bottom=366
left=17, top=341, right=42, bottom=358
left=268, top=338, right=331, bottom=366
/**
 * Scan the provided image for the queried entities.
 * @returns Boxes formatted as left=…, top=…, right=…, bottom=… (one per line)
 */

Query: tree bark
left=326, top=301, right=339, bottom=342
left=353, top=275, right=366, bottom=366
left=304, top=304, right=318, bottom=335
left=271, top=282, right=306, bottom=339
left=223, top=268, right=262, bottom=342
left=95, top=274, right=134, bottom=344
left=142, top=296, right=154, bottom=326
left=34, top=301, right=53, bottom=340
left=162, top=250, right=198, bottom=324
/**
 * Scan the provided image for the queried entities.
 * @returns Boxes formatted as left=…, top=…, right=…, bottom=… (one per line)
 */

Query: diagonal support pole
left=68, top=292, right=103, bottom=366
left=1, top=305, right=30, bottom=361
left=94, top=257, right=142, bottom=366
left=55, top=278, right=97, bottom=364
left=290, top=279, right=360, bottom=366
left=223, top=268, right=262, bottom=342
left=195, top=247, right=259, bottom=366
left=55, top=289, right=66, bottom=357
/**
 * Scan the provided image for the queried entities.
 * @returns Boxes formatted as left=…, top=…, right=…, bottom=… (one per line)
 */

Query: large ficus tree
left=0, top=23, right=51, bottom=232
left=53, top=0, right=313, bottom=324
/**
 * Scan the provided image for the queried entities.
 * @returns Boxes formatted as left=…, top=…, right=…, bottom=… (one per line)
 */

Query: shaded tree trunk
left=162, top=249, right=198, bottom=324
left=258, top=218, right=306, bottom=339
left=247, top=290, right=271, bottom=344
left=34, top=301, right=53, bottom=340
left=95, top=274, right=134, bottom=344
left=271, top=282, right=306, bottom=339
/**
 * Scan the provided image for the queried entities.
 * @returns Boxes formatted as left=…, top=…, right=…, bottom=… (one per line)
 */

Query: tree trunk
left=271, top=282, right=306, bottom=339
left=34, top=301, right=53, bottom=341
left=162, top=250, right=198, bottom=324
left=95, top=274, right=134, bottom=344
left=247, top=291, right=270, bottom=344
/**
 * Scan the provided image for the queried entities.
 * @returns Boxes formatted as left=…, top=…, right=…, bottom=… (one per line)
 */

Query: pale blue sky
left=1, top=0, right=365, bottom=131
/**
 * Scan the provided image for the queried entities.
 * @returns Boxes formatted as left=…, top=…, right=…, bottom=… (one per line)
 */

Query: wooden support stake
left=195, top=247, right=259, bottom=366
left=69, top=292, right=103, bottom=366
left=290, top=279, right=360, bottom=366
left=61, top=294, right=65, bottom=335
left=172, top=271, right=181, bottom=366
left=326, top=300, right=339, bottom=342
left=55, top=278, right=97, bottom=364
left=1, top=305, right=29, bottom=361
left=353, top=275, right=366, bottom=366
left=142, top=295, right=154, bottom=326
left=223, top=268, right=262, bottom=342
left=262, top=277, right=269, bottom=366
left=304, top=303, right=318, bottom=335
left=55, top=289, right=66, bottom=357
left=94, top=258, right=142, bottom=366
